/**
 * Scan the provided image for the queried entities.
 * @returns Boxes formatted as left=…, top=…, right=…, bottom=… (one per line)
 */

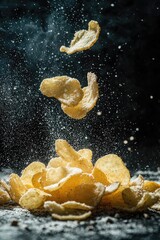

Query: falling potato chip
left=61, top=72, right=99, bottom=119
left=21, top=162, right=45, bottom=188
left=47, top=157, right=70, bottom=168
left=95, top=154, right=130, bottom=186
left=40, top=76, right=83, bottom=107
left=143, top=180, right=160, bottom=192
left=0, top=187, right=10, bottom=204
left=60, top=20, right=100, bottom=54
left=43, top=167, right=82, bottom=191
left=9, top=173, right=27, bottom=203
left=19, top=188, right=51, bottom=210
left=52, top=211, right=92, bottom=220
left=55, top=139, right=93, bottom=173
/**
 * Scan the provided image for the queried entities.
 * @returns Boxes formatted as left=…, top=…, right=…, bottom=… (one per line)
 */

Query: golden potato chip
left=122, top=186, right=143, bottom=207
left=32, top=172, right=43, bottom=189
left=43, top=167, right=82, bottom=191
left=92, top=167, right=110, bottom=186
left=47, top=173, right=105, bottom=207
left=143, top=180, right=160, bottom=192
left=130, top=175, right=144, bottom=187
left=40, top=76, right=83, bottom=107
left=101, top=186, right=128, bottom=209
left=104, top=182, right=120, bottom=194
left=9, top=173, right=27, bottom=203
left=61, top=72, right=99, bottom=119
left=0, top=187, right=10, bottom=204
left=19, top=188, right=51, bottom=210
left=52, top=211, right=91, bottom=220
left=151, top=188, right=160, bottom=211
left=21, top=162, right=45, bottom=188
left=95, top=154, right=130, bottom=186
left=0, top=180, right=10, bottom=193
left=44, top=201, right=66, bottom=214
left=55, top=139, right=93, bottom=172
left=78, top=149, right=93, bottom=163
left=44, top=201, right=92, bottom=220
left=47, top=157, right=70, bottom=168
left=62, top=201, right=93, bottom=210
left=60, top=20, right=100, bottom=54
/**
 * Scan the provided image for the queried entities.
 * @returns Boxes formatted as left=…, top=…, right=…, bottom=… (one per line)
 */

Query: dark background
left=0, top=0, right=160, bottom=173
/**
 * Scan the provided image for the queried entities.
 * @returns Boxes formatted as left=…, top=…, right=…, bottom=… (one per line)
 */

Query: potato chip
left=122, top=186, right=143, bottom=207
left=44, top=201, right=92, bottom=220
left=55, top=139, right=93, bottom=172
left=9, top=173, right=27, bottom=203
left=61, top=72, right=99, bottom=119
left=47, top=157, right=69, bottom=168
left=95, top=154, right=130, bottom=186
left=62, top=201, right=93, bottom=211
left=0, top=180, right=10, bottom=193
left=101, top=186, right=128, bottom=209
left=151, top=188, right=160, bottom=211
left=92, top=167, right=110, bottom=186
left=44, top=201, right=66, bottom=214
left=78, top=149, right=93, bottom=163
left=60, top=20, right=100, bottom=54
left=40, top=76, right=83, bottom=107
left=19, top=188, right=51, bottom=210
left=43, top=167, right=82, bottom=191
left=104, top=182, right=120, bottom=194
left=32, top=172, right=43, bottom=189
left=130, top=175, right=144, bottom=187
left=21, top=162, right=45, bottom=188
left=52, top=211, right=91, bottom=220
left=0, top=187, right=10, bottom=204
left=143, top=180, right=160, bottom=192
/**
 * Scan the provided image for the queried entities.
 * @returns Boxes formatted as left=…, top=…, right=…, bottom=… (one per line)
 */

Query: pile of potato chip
left=0, top=139, right=159, bottom=220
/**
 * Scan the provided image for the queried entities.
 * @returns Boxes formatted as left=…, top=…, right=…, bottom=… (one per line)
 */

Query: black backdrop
left=0, top=0, right=160, bottom=172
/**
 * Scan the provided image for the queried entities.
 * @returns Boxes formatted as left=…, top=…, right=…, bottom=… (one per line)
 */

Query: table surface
left=0, top=169, right=160, bottom=240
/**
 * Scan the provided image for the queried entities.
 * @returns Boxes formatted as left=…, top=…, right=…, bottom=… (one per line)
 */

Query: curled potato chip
left=151, top=188, right=160, bottom=211
left=44, top=201, right=92, bottom=220
left=52, top=211, right=91, bottom=220
left=9, top=173, right=27, bottom=203
left=50, top=173, right=105, bottom=207
left=21, top=162, right=45, bottom=188
left=19, top=188, right=51, bottom=210
left=92, top=167, right=110, bottom=186
left=40, top=76, right=83, bottom=107
left=47, top=157, right=70, bottom=168
left=0, top=187, right=10, bottom=204
left=55, top=139, right=93, bottom=173
left=78, top=149, right=93, bottom=163
left=61, top=72, right=99, bottom=119
left=95, top=154, right=130, bottom=186
left=60, top=20, right=100, bottom=54
left=130, top=175, right=144, bottom=187
left=104, top=182, right=120, bottom=195
left=32, top=172, right=43, bottom=189
left=43, top=167, right=82, bottom=191
left=62, top=201, right=93, bottom=211
left=122, top=186, right=143, bottom=207
left=143, top=180, right=160, bottom=192
left=101, top=186, right=128, bottom=209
